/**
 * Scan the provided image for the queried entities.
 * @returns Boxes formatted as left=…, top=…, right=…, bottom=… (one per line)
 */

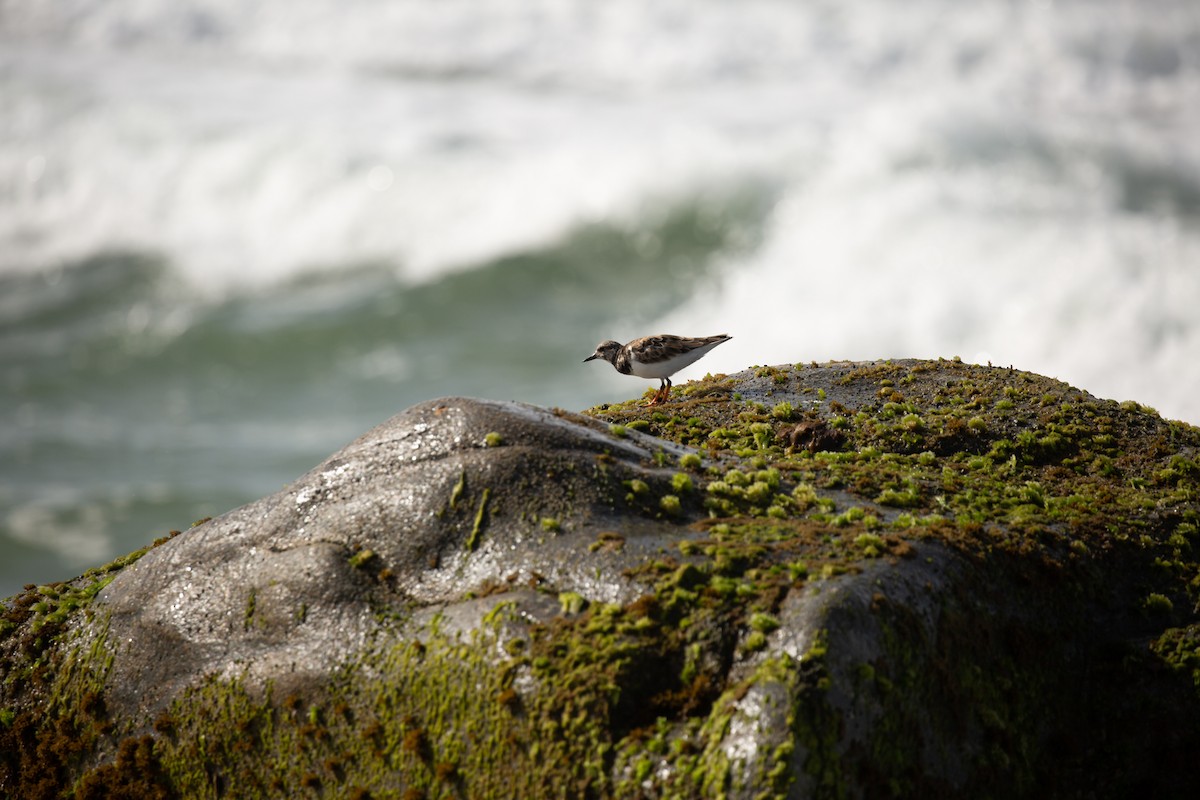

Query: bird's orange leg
left=654, top=380, right=673, bottom=405
left=645, top=381, right=670, bottom=406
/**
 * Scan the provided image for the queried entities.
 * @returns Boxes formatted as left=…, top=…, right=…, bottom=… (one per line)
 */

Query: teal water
left=0, top=186, right=773, bottom=596
left=4, top=0, right=1200, bottom=596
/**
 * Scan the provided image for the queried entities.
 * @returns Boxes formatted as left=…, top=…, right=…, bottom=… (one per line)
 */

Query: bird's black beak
left=583, top=353, right=599, bottom=363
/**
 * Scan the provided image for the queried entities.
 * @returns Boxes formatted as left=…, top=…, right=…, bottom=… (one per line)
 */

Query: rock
left=2, top=358, right=1199, bottom=799
left=97, top=398, right=692, bottom=720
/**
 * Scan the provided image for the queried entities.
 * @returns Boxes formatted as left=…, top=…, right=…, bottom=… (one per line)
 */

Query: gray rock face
left=100, top=397, right=689, bottom=718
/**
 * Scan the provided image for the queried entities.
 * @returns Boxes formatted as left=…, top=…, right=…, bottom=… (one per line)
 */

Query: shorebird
left=584, top=334, right=732, bottom=406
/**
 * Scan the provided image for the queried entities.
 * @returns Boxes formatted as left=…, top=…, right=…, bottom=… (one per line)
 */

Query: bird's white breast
left=628, top=342, right=721, bottom=379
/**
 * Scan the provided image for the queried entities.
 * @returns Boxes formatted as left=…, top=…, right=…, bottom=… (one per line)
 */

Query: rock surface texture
left=2, top=359, right=1199, bottom=799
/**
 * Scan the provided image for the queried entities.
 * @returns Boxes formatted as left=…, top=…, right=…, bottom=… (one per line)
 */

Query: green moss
left=1152, top=625, right=1200, bottom=689
left=853, top=533, right=887, bottom=558
left=8, top=358, right=1200, bottom=798
left=749, top=612, right=781, bottom=633
left=876, top=485, right=921, bottom=507
left=558, top=592, right=588, bottom=615
left=148, top=622, right=551, bottom=798
left=583, top=360, right=1200, bottom=744
left=466, top=488, right=491, bottom=552
left=743, top=630, right=768, bottom=652
left=484, top=431, right=504, bottom=447
left=243, top=587, right=258, bottom=630
left=1143, top=593, right=1174, bottom=615
left=659, top=494, right=682, bottom=515
left=724, top=468, right=750, bottom=487
left=449, top=469, right=467, bottom=510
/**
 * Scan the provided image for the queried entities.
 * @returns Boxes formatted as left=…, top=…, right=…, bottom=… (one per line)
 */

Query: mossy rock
left=2, top=359, right=1198, bottom=798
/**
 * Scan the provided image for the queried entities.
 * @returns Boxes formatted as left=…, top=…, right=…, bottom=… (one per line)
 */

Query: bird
left=583, top=334, right=732, bottom=406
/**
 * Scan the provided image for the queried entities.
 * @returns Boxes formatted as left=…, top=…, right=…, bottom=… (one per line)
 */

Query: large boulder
left=2, top=358, right=1199, bottom=799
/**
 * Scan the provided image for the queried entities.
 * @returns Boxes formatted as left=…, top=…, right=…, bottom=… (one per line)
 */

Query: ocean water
left=2, top=0, right=1199, bottom=597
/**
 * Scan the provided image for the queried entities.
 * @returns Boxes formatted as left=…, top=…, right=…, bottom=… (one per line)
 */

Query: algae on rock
left=2, top=359, right=1199, bottom=798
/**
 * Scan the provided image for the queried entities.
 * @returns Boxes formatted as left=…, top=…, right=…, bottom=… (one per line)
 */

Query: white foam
left=3, top=0, right=1199, bottom=423
left=0, top=41, right=788, bottom=295
left=657, top=68, right=1200, bottom=423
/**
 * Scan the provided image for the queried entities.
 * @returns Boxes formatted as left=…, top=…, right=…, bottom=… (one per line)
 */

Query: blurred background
left=2, top=0, right=1198, bottom=596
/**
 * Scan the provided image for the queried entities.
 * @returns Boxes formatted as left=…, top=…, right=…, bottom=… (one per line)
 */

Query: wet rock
left=98, top=398, right=690, bottom=718
left=2, top=359, right=1199, bottom=799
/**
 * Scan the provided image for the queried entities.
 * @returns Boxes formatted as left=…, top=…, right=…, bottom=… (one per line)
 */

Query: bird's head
left=583, top=340, right=623, bottom=364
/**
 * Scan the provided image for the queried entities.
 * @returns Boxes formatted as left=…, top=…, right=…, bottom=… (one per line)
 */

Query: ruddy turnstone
left=583, top=334, right=732, bottom=406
